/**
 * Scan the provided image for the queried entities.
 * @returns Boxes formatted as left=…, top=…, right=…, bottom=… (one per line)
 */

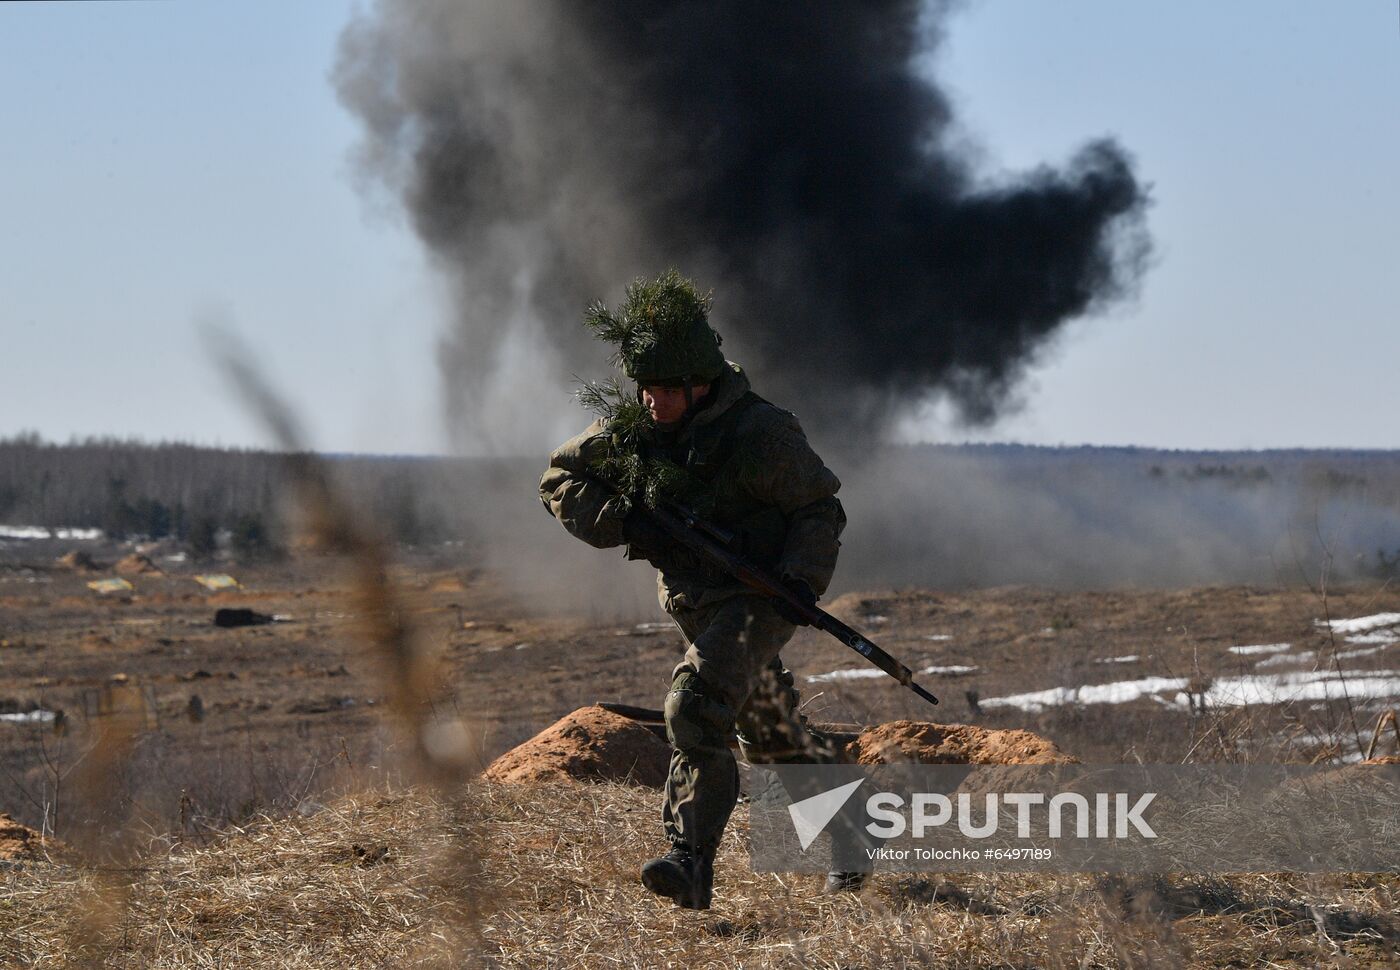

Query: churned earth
left=3, top=541, right=1400, bottom=967
left=2, top=541, right=1399, bottom=837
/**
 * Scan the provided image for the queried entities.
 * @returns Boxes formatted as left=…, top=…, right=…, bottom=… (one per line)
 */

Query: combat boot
left=641, top=843, right=714, bottom=910
left=824, top=870, right=868, bottom=894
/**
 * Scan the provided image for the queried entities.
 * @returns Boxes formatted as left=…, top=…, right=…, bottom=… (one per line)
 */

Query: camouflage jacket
left=539, top=362, right=845, bottom=612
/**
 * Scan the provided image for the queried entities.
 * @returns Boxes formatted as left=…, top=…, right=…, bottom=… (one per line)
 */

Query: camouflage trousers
left=661, top=594, right=839, bottom=857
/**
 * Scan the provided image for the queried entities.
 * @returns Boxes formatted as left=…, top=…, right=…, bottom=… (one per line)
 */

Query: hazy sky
left=3, top=1, right=1396, bottom=454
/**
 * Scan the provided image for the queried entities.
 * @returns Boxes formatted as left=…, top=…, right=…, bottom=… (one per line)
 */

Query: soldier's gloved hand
left=772, top=578, right=818, bottom=627
left=622, top=506, right=671, bottom=558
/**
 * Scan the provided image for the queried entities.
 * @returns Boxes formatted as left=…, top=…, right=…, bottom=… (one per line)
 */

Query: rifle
left=630, top=494, right=939, bottom=708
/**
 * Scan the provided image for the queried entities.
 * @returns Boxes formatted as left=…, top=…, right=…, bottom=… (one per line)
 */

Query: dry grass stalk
left=1365, top=709, right=1399, bottom=762
left=214, top=343, right=489, bottom=961
left=56, top=678, right=148, bottom=962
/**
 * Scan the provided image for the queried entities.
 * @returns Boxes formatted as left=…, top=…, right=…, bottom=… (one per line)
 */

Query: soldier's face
left=641, top=383, right=710, bottom=424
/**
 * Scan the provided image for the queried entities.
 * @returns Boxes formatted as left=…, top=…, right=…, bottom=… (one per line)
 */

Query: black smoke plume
left=335, top=0, right=1151, bottom=452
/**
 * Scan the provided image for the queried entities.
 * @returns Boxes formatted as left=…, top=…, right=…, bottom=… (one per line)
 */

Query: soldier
left=539, top=270, right=860, bottom=910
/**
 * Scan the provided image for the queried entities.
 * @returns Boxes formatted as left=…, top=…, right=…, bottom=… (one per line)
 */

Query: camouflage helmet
left=584, top=269, right=726, bottom=385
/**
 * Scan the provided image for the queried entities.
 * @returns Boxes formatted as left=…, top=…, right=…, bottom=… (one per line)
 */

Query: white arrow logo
left=787, top=778, right=865, bottom=851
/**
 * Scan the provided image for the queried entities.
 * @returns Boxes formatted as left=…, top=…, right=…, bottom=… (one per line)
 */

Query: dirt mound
left=115, top=553, right=162, bottom=575
left=486, top=707, right=1075, bottom=788
left=844, top=720, right=1078, bottom=766
left=0, top=813, right=47, bottom=862
left=56, top=550, right=102, bottom=572
left=485, top=705, right=671, bottom=788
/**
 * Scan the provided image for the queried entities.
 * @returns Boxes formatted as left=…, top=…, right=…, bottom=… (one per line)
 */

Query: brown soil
left=484, top=706, right=1076, bottom=791
left=0, top=812, right=46, bottom=861
left=484, top=705, right=671, bottom=788
left=114, top=553, right=162, bottom=575
left=2, top=550, right=1395, bottom=837
left=844, top=720, right=1078, bottom=766
left=55, top=550, right=101, bottom=572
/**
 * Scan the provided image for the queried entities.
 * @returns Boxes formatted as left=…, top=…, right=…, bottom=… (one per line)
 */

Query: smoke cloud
left=334, top=0, right=1151, bottom=454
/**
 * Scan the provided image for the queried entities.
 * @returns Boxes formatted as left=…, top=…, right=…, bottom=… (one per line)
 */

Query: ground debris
left=214, top=607, right=274, bottom=628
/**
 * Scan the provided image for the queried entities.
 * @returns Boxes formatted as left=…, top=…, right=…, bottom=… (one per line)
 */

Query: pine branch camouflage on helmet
left=583, top=269, right=726, bottom=384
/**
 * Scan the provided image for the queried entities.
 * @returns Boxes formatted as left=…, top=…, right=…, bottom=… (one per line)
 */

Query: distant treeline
left=0, top=433, right=487, bottom=556
left=7, top=433, right=1400, bottom=584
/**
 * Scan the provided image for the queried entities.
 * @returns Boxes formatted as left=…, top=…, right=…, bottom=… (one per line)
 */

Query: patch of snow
left=1344, top=631, right=1400, bottom=645
left=1283, top=732, right=1349, bottom=749
left=164, top=552, right=189, bottom=563
left=808, top=663, right=979, bottom=683
left=1228, top=643, right=1291, bottom=656
left=1255, top=651, right=1316, bottom=669
left=0, top=525, right=103, bottom=541
left=1336, top=644, right=1390, bottom=660
left=1318, top=613, right=1400, bottom=635
left=0, top=710, right=57, bottom=724
left=862, top=615, right=889, bottom=626
left=635, top=622, right=673, bottom=632
left=1197, top=670, right=1400, bottom=709
left=0, top=572, right=51, bottom=585
left=1280, top=734, right=1377, bottom=763
left=981, top=669, right=1400, bottom=714
left=1096, top=655, right=1140, bottom=664
left=807, top=668, right=885, bottom=683
left=922, top=634, right=953, bottom=641
left=983, top=677, right=1190, bottom=713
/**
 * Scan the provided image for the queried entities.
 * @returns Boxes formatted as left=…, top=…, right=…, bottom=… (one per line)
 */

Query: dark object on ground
left=891, top=878, right=1007, bottom=915
left=214, top=608, right=274, bottom=628
left=597, top=701, right=666, bottom=723
left=289, top=696, right=358, bottom=715
left=352, top=844, right=390, bottom=868
left=641, top=845, right=713, bottom=910
left=114, top=553, right=162, bottom=575
left=825, top=871, right=869, bottom=894
left=56, top=550, right=102, bottom=572
left=1098, top=875, right=1399, bottom=941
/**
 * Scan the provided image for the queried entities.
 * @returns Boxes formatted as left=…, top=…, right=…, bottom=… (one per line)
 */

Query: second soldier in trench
left=539, top=270, right=865, bottom=909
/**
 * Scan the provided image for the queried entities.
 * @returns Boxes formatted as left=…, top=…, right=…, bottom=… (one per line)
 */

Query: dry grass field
left=3, top=542, right=1400, bottom=966
left=3, top=782, right=1397, bottom=968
